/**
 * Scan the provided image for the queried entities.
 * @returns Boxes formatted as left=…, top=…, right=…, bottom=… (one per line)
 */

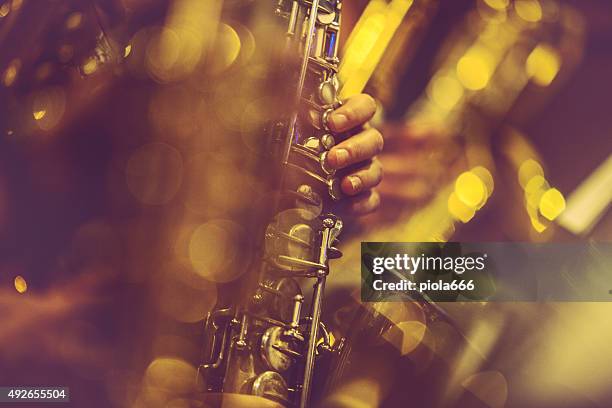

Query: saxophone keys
left=321, top=133, right=335, bottom=150
left=250, top=371, right=289, bottom=404
left=261, top=326, right=295, bottom=372
left=317, top=80, right=337, bottom=105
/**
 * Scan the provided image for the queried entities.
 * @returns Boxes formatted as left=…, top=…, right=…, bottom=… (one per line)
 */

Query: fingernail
left=348, top=176, right=362, bottom=192
left=330, top=113, right=348, bottom=130
left=332, top=148, right=349, bottom=168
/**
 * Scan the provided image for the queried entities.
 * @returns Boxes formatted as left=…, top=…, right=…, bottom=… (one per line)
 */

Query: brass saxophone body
left=201, top=1, right=345, bottom=406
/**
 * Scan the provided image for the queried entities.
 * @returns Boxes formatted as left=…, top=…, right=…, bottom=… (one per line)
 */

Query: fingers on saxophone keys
left=327, top=93, right=377, bottom=133
left=327, top=127, right=384, bottom=170
left=340, top=158, right=383, bottom=196
left=348, top=190, right=381, bottom=215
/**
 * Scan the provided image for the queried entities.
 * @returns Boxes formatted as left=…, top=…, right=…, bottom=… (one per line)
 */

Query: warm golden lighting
left=518, top=159, right=544, bottom=189
left=33, top=110, right=46, bottom=120
left=429, top=74, right=464, bottom=111
left=461, top=371, right=508, bottom=408
left=515, top=0, right=543, bottom=23
left=483, top=0, right=509, bottom=11
left=189, top=219, right=245, bottom=283
left=524, top=175, right=547, bottom=196
left=539, top=188, right=566, bottom=221
left=396, top=321, right=427, bottom=355
left=455, top=171, right=487, bottom=208
left=0, top=2, right=9, bottom=17
left=123, top=44, right=132, bottom=58
left=448, top=192, right=476, bottom=223
left=82, top=57, right=98, bottom=75
left=14, top=275, right=27, bottom=293
left=209, top=23, right=241, bottom=74
left=471, top=166, right=494, bottom=197
left=65, top=12, right=82, bottom=30
left=32, top=87, right=66, bottom=130
left=526, top=44, right=561, bottom=86
left=2, top=59, right=20, bottom=87
left=456, top=46, right=494, bottom=91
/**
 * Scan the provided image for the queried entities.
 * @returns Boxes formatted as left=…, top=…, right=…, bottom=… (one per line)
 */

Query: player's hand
left=326, top=94, right=384, bottom=215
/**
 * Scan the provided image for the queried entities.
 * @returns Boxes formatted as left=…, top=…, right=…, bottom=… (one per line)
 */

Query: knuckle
left=365, top=94, right=377, bottom=113
left=373, top=129, right=384, bottom=153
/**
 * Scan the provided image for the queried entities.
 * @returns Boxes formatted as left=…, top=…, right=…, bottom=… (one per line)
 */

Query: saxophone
left=200, top=1, right=345, bottom=406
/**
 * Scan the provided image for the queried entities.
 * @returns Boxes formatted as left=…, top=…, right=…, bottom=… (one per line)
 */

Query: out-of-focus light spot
left=471, top=166, right=494, bottom=197
left=526, top=44, right=561, bottom=86
left=429, top=75, right=464, bottom=111
left=539, top=188, right=565, bottom=221
left=189, top=219, right=245, bottom=283
left=528, top=208, right=548, bottom=233
left=143, top=358, right=198, bottom=395
left=515, top=0, right=542, bottom=22
left=82, top=57, right=98, bottom=75
left=58, top=44, right=74, bottom=63
left=33, top=110, right=46, bottom=120
left=518, top=159, right=544, bottom=189
left=14, top=275, right=27, bottom=293
left=123, top=44, right=132, bottom=58
left=65, top=12, right=82, bottom=30
left=146, top=27, right=181, bottom=81
left=456, top=46, right=494, bottom=91
left=448, top=192, right=476, bottom=223
left=35, top=62, right=53, bottom=81
left=462, top=371, right=508, bottom=408
left=126, top=142, right=183, bottom=205
left=483, top=0, right=509, bottom=10
left=525, top=177, right=549, bottom=211
left=397, top=321, right=427, bottom=356
left=208, top=23, right=241, bottom=74
left=10, top=0, right=21, bottom=10
left=2, top=59, right=20, bottom=86
left=455, top=171, right=487, bottom=208
left=32, top=86, right=66, bottom=130
left=0, top=2, right=10, bottom=17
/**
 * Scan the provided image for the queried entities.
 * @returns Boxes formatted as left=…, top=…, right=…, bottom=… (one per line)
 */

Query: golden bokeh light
left=429, top=74, right=464, bottom=111
left=123, top=44, right=132, bottom=58
left=461, top=370, right=508, bottom=408
left=33, top=110, right=46, bottom=120
left=524, top=174, right=547, bottom=194
left=143, top=358, right=198, bottom=395
left=125, top=142, right=184, bottom=205
left=455, top=171, right=487, bottom=209
left=0, top=2, right=9, bottom=18
left=14, top=275, right=27, bottom=293
left=32, top=86, right=66, bottom=130
left=515, top=0, right=543, bottom=23
left=146, top=27, right=182, bottom=81
left=188, top=219, right=245, bottom=283
left=396, top=321, right=428, bottom=356
left=483, top=0, right=509, bottom=11
left=2, top=59, right=20, bottom=87
left=471, top=166, right=495, bottom=197
left=518, top=158, right=544, bottom=189
left=81, top=57, right=98, bottom=75
left=526, top=44, right=561, bottom=86
left=539, top=187, right=566, bottom=221
left=448, top=191, right=476, bottom=223
left=456, top=45, right=495, bottom=91
left=65, top=12, right=82, bottom=30
left=208, top=23, right=241, bottom=74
